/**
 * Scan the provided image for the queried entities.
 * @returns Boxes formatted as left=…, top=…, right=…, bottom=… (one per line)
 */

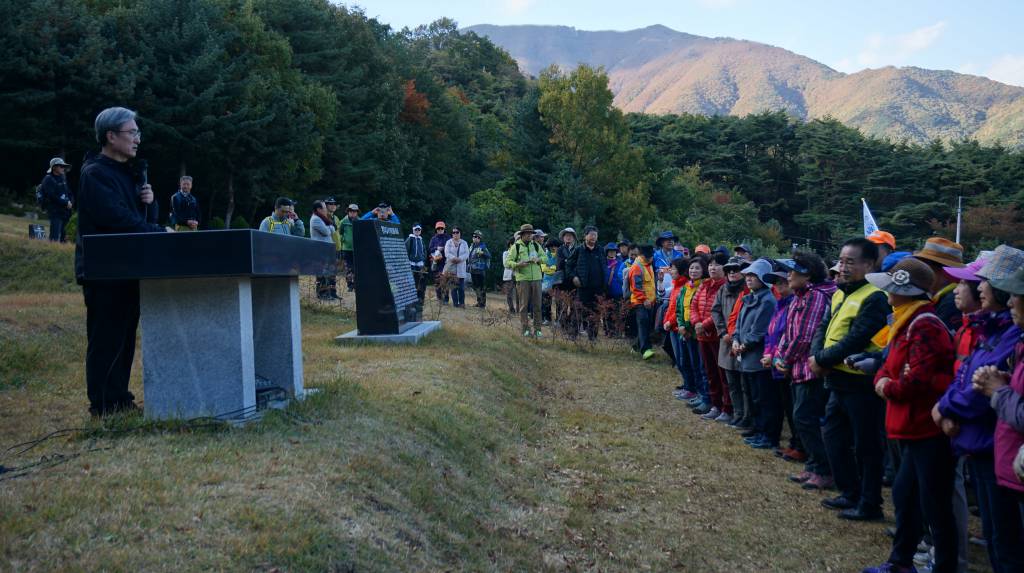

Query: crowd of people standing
left=494, top=220, right=1024, bottom=573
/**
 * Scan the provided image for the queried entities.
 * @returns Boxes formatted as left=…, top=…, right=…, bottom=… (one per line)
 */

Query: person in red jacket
left=691, top=253, right=728, bottom=415
left=862, top=257, right=957, bottom=573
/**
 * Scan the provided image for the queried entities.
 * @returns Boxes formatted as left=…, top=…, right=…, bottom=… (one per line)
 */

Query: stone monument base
left=334, top=321, right=441, bottom=345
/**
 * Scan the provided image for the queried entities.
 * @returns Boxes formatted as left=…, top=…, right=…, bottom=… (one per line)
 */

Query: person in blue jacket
left=360, top=201, right=400, bottom=224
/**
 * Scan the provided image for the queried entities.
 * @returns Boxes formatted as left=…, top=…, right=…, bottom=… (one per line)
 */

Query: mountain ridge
left=466, top=24, right=1024, bottom=147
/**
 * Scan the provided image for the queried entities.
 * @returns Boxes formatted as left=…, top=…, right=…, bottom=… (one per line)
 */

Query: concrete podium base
left=335, top=321, right=441, bottom=345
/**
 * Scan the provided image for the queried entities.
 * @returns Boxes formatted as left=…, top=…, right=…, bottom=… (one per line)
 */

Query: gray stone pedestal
left=252, top=277, right=304, bottom=397
left=139, top=276, right=304, bottom=420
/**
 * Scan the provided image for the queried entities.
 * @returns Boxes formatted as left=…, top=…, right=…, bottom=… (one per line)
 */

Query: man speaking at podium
left=75, top=106, right=166, bottom=417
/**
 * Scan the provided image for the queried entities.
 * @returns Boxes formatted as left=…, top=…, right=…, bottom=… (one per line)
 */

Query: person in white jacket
left=443, top=227, right=471, bottom=308
left=309, top=200, right=338, bottom=300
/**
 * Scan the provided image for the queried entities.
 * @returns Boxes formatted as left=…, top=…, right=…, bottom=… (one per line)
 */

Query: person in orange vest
left=628, top=245, right=657, bottom=359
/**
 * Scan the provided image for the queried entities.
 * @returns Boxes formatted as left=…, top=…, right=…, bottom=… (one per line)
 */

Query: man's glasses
left=116, top=129, right=142, bottom=140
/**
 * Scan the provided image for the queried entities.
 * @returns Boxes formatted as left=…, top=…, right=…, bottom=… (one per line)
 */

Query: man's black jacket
left=74, top=154, right=164, bottom=280
left=810, top=278, right=890, bottom=392
left=575, top=243, right=606, bottom=292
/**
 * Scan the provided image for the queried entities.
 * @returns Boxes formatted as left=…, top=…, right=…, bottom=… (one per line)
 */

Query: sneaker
left=727, top=418, right=745, bottom=429
left=714, top=412, right=733, bottom=424
left=535, top=330, right=543, bottom=338
left=741, top=428, right=760, bottom=438
left=789, top=471, right=814, bottom=484
left=642, top=349, right=656, bottom=360
left=743, top=434, right=766, bottom=444
left=692, top=403, right=712, bottom=415
left=687, top=396, right=703, bottom=407
left=700, top=407, right=721, bottom=420
left=523, top=329, right=532, bottom=337
left=861, top=563, right=917, bottom=573
left=801, top=474, right=835, bottom=491
left=750, top=438, right=778, bottom=449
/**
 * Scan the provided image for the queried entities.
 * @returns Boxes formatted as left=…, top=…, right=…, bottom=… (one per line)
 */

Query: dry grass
left=0, top=218, right=992, bottom=571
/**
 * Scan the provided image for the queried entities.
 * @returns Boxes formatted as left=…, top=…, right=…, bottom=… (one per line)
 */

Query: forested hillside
left=0, top=1, right=1021, bottom=256
left=468, top=24, right=1024, bottom=148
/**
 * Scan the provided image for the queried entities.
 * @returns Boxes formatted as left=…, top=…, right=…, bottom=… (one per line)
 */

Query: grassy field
left=0, top=214, right=988, bottom=571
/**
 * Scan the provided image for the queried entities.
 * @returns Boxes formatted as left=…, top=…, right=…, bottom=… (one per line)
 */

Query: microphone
left=136, top=159, right=149, bottom=188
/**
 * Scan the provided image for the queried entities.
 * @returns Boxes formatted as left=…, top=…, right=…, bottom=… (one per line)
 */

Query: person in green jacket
left=340, top=203, right=359, bottom=291
left=505, top=223, right=546, bottom=338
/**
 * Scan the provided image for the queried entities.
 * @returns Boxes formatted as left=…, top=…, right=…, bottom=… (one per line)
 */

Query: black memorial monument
left=352, top=220, right=422, bottom=335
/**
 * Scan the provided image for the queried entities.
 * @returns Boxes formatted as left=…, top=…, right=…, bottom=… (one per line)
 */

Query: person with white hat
left=40, top=157, right=74, bottom=242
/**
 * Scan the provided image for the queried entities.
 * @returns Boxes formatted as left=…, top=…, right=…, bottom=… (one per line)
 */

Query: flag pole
left=955, top=196, right=962, bottom=244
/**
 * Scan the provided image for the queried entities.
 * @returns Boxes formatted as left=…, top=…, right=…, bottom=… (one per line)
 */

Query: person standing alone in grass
left=40, top=157, right=74, bottom=242
left=75, top=106, right=165, bottom=416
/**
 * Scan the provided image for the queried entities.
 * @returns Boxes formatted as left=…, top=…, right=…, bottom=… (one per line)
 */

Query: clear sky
left=348, top=0, right=1024, bottom=86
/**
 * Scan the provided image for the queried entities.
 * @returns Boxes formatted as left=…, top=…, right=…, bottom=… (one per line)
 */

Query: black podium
left=80, top=229, right=335, bottom=420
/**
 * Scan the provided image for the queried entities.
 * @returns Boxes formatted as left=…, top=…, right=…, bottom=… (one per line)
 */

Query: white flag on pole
left=862, top=198, right=878, bottom=237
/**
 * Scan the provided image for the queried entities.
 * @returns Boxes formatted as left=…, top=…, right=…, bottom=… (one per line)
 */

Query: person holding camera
left=75, top=106, right=165, bottom=417
left=40, top=157, right=74, bottom=242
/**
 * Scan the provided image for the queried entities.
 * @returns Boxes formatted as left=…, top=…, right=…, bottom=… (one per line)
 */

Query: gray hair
left=94, top=106, right=137, bottom=146
left=179, top=175, right=193, bottom=183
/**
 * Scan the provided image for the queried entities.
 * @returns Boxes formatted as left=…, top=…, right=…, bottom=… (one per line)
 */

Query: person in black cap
left=361, top=201, right=400, bottom=223
left=734, top=243, right=754, bottom=263
left=406, top=223, right=428, bottom=305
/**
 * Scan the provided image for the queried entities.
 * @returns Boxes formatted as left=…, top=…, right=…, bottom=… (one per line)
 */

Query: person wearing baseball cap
left=532, top=228, right=547, bottom=248
left=695, top=244, right=712, bottom=255
left=914, top=237, right=966, bottom=330
left=406, top=223, right=428, bottom=305
left=40, top=157, right=74, bottom=242
left=867, top=230, right=896, bottom=269
left=863, top=256, right=959, bottom=573
left=429, top=221, right=451, bottom=305
left=733, top=243, right=754, bottom=262
left=468, top=230, right=491, bottom=308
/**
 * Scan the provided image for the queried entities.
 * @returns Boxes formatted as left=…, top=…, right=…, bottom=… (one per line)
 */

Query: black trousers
left=890, top=436, right=958, bottom=573
left=822, top=388, right=886, bottom=511
left=83, top=280, right=140, bottom=413
left=470, top=272, right=486, bottom=306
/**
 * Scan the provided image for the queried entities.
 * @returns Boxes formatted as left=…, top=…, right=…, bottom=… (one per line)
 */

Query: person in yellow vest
left=809, top=237, right=891, bottom=522
left=628, top=245, right=657, bottom=359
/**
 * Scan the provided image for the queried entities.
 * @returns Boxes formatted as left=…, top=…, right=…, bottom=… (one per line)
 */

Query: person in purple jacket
left=762, top=264, right=804, bottom=461
left=935, top=275, right=1022, bottom=573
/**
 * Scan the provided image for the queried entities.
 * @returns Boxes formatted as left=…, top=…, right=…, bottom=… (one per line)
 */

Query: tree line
left=1, top=0, right=1020, bottom=254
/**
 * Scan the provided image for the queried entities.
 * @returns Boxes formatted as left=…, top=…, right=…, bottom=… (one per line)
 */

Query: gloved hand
left=846, top=352, right=881, bottom=375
